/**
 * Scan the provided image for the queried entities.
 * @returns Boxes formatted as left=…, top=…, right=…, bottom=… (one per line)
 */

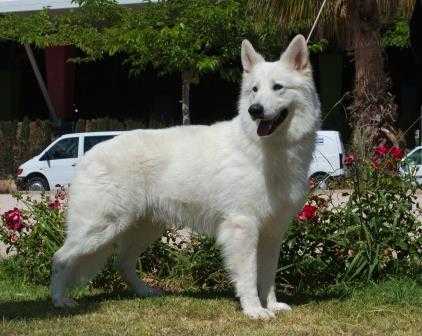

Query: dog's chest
left=264, top=146, right=312, bottom=208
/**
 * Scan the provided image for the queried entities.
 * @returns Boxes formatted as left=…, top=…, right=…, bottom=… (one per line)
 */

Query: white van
left=16, top=131, right=123, bottom=191
left=309, top=130, right=345, bottom=187
left=16, top=129, right=344, bottom=191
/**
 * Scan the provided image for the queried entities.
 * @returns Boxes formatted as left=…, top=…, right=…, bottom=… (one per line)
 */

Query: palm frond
left=249, top=0, right=416, bottom=42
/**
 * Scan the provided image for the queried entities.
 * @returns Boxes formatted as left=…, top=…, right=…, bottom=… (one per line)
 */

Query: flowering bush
left=0, top=188, right=67, bottom=284
left=277, top=144, right=421, bottom=293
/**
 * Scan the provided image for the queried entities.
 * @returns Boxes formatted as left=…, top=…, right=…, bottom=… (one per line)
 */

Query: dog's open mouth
left=257, top=109, right=289, bottom=137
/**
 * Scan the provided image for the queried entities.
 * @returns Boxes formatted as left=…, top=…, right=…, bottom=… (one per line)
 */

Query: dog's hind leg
left=116, top=223, right=163, bottom=297
left=51, top=218, right=123, bottom=307
left=217, top=215, right=275, bottom=320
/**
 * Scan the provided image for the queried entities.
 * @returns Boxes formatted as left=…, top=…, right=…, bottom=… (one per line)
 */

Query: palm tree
left=250, top=0, right=415, bottom=148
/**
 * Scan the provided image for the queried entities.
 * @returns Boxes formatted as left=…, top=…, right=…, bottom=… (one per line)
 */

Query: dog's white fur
left=51, top=35, right=320, bottom=319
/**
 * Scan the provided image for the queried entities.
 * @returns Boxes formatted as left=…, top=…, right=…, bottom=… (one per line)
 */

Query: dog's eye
left=273, top=84, right=283, bottom=91
left=252, top=86, right=258, bottom=92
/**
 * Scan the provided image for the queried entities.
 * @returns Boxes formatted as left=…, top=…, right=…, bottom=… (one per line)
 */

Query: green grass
left=0, top=277, right=421, bottom=336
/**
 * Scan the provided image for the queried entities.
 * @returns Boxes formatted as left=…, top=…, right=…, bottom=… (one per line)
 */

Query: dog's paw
left=243, top=306, right=276, bottom=320
left=268, top=301, right=292, bottom=313
left=53, top=297, right=78, bottom=308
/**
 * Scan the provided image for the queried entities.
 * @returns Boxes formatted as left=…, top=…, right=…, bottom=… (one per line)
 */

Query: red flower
left=48, top=200, right=61, bottom=210
left=1, top=208, right=25, bottom=232
left=389, top=146, right=403, bottom=161
left=374, top=145, right=389, bottom=157
left=344, top=153, right=356, bottom=166
left=296, top=204, right=318, bottom=221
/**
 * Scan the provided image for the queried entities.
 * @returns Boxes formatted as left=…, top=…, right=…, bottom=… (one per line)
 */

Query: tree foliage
left=382, top=17, right=411, bottom=49
left=0, top=0, right=305, bottom=80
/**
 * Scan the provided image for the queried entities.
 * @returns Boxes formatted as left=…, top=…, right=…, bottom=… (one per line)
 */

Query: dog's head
left=238, top=35, right=319, bottom=139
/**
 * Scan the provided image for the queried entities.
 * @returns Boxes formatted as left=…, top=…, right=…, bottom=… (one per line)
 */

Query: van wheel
left=27, top=176, right=50, bottom=191
left=311, top=173, right=330, bottom=190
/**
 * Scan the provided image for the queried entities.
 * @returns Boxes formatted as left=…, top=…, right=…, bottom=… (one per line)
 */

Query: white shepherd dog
left=51, top=35, right=320, bottom=319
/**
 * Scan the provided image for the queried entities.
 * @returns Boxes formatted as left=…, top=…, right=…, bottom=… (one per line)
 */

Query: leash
left=306, top=0, right=328, bottom=43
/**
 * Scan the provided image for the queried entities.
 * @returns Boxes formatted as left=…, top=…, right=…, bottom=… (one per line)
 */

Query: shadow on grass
left=0, top=280, right=358, bottom=322
left=0, top=287, right=238, bottom=321
left=0, top=295, right=104, bottom=321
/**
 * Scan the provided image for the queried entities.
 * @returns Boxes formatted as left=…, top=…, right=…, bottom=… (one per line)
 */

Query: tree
left=0, top=0, right=286, bottom=125
left=251, top=0, right=415, bottom=148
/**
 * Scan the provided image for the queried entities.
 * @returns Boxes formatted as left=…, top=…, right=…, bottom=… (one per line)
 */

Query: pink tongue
left=257, top=120, right=274, bottom=137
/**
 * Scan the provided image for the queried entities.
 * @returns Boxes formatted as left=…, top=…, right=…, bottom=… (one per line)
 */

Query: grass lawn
left=0, top=277, right=421, bottom=336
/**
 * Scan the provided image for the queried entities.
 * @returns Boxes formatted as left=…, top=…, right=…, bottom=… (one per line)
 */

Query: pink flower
left=297, top=204, right=318, bottom=221
left=390, top=146, right=403, bottom=161
left=48, top=200, right=61, bottom=210
left=1, top=208, right=25, bottom=232
left=374, top=145, right=389, bottom=157
left=344, top=153, right=356, bottom=166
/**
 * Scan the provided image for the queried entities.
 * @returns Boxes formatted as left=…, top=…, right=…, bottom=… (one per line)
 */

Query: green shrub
left=278, top=145, right=421, bottom=294
left=91, top=231, right=229, bottom=293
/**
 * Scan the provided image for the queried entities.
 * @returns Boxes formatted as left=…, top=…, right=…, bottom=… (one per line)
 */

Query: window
left=41, top=138, right=79, bottom=160
left=407, top=149, right=422, bottom=165
left=84, top=135, right=115, bottom=153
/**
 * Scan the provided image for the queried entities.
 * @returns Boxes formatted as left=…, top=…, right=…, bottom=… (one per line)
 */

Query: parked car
left=400, top=146, right=422, bottom=185
left=309, top=130, right=345, bottom=188
left=16, top=131, right=124, bottom=191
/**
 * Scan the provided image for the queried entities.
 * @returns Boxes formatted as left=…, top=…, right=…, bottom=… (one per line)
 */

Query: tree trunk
left=348, top=0, right=398, bottom=150
left=181, top=71, right=192, bottom=125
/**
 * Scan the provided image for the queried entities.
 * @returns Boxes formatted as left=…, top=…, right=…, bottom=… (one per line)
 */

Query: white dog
left=51, top=35, right=320, bottom=319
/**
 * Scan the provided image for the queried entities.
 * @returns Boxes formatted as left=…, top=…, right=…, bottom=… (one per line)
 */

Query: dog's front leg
left=217, top=215, right=275, bottom=319
left=257, top=224, right=292, bottom=313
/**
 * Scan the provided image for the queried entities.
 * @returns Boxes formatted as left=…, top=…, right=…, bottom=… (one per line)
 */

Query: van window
left=84, top=135, right=115, bottom=153
left=41, top=137, right=79, bottom=160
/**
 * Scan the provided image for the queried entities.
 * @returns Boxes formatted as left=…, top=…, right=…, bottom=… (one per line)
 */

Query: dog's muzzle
left=256, top=109, right=289, bottom=137
left=248, top=104, right=264, bottom=120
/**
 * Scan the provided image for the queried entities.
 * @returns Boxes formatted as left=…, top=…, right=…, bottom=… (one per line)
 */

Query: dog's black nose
left=248, top=104, right=264, bottom=120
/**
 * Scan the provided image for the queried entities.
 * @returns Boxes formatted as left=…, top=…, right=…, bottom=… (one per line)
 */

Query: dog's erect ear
left=241, top=40, right=264, bottom=73
left=280, top=35, right=310, bottom=71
